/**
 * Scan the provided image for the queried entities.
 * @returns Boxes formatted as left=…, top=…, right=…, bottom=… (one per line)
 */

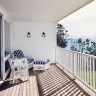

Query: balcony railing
left=56, top=47, right=96, bottom=94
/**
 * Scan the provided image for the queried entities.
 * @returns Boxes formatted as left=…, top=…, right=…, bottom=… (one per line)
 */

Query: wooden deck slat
left=23, top=79, right=27, bottom=96
left=26, top=80, right=30, bottom=96
left=7, top=83, right=14, bottom=96
left=29, top=74, right=33, bottom=96
left=0, top=64, right=91, bottom=96
left=18, top=81, right=24, bottom=96
left=10, top=83, right=17, bottom=96
left=14, top=81, right=21, bottom=96
left=33, top=76, right=39, bottom=96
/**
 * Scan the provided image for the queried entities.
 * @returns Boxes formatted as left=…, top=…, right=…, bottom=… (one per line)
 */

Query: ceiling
left=0, top=0, right=93, bottom=22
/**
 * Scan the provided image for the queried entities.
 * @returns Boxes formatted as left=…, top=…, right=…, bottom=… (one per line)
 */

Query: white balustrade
left=56, top=47, right=96, bottom=92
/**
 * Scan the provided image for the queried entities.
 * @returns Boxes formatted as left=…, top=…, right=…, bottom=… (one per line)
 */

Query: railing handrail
left=56, top=47, right=96, bottom=59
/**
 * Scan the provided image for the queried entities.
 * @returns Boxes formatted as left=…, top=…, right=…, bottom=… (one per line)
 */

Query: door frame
left=0, top=12, right=4, bottom=79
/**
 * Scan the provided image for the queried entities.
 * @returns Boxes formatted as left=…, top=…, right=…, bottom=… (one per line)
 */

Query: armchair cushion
left=27, top=58, right=34, bottom=63
left=34, top=59, right=49, bottom=65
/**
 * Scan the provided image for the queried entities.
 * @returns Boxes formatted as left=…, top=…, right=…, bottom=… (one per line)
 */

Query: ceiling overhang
left=0, top=0, right=94, bottom=22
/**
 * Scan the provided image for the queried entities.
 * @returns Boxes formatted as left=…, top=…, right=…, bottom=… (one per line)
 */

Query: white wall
left=12, top=22, right=56, bottom=63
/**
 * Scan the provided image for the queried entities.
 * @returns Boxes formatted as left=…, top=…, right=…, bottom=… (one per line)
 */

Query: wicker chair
left=12, top=50, right=34, bottom=69
left=8, top=58, right=29, bottom=84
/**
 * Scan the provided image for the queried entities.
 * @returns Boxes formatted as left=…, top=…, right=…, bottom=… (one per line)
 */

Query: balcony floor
left=0, top=64, right=90, bottom=96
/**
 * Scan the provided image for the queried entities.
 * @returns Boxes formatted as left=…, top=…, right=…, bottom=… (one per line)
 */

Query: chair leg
left=27, top=71, right=29, bottom=81
left=12, top=70, right=15, bottom=84
left=13, top=79, right=15, bottom=84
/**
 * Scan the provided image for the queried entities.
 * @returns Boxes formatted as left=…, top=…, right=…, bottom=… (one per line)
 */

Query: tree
left=71, top=45, right=77, bottom=51
left=90, top=42, right=96, bottom=56
left=57, top=23, right=69, bottom=48
left=86, top=41, right=96, bottom=56
left=57, top=23, right=64, bottom=33
left=81, top=41, right=85, bottom=52
left=77, top=38, right=82, bottom=52
left=57, top=34, right=67, bottom=48
left=86, top=39, right=90, bottom=45
left=78, top=38, right=82, bottom=44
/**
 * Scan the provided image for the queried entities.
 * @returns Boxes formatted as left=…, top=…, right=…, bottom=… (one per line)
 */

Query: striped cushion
left=13, top=50, right=34, bottom=64
left=13, top=50, right=24, bottom=58
left=34, top=59, right=49, bottom=65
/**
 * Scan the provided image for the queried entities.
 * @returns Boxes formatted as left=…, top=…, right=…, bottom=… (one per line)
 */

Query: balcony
left=0, top=0, right=95, bottom=96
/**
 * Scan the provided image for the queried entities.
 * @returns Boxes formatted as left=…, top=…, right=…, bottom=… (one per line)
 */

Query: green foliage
left=77, top=38, right=82, bottom=52
left=86, top=39, right=90, bottom=45
left=71, top=46, right=77, bottom=51
left=85, top=41, right=96, bottom=56
left=57, top=34, right=67, bottom=48
left=57, top=23, right=68, bottom=48
left=77, top=38, right=96, bottom=56
left=78, top=38, right=82, bottom=44
left=72, top=38, right=96, bottom=56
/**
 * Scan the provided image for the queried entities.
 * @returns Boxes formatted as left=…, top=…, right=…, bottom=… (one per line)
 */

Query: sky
left=58, top=0, right=96, bottom=41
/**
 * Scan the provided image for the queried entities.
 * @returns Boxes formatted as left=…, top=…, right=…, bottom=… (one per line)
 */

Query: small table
left=33, top=60, right=50, bottom=70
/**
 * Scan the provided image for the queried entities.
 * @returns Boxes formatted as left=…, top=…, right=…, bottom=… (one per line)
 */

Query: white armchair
left=12, top=50, right=34, bottom=69
left=8, top=58, right=29, bottom=84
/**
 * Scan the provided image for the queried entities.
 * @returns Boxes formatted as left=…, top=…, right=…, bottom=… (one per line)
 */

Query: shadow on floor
left=37, top=64, right=90, bottom=96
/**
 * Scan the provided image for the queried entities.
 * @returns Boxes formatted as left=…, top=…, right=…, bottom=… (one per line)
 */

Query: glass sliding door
left=0, top=13, right=11, bottom=80
left=0, top=15, right=2, bottom=78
